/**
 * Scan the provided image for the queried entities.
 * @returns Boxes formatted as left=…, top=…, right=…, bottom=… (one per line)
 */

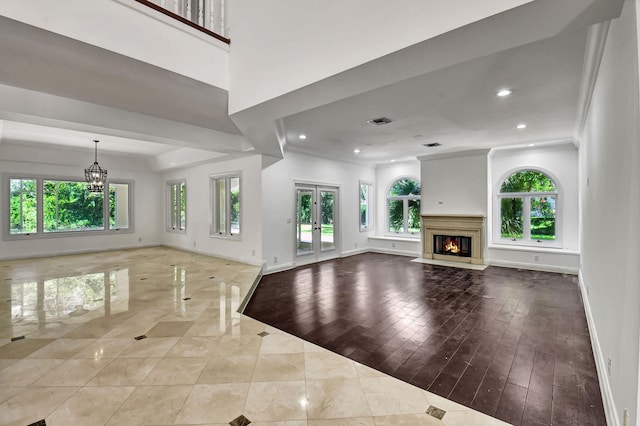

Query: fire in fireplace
left=433, top=235, right=471, bottom=257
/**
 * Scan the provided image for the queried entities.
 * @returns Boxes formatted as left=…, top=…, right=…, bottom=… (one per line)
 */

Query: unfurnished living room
left=0, top=1, right=638, bottom=425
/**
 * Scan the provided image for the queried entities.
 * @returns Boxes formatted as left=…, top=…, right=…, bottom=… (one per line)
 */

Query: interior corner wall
left=161, top=155, right=262, bottom=266
left=579, top=0, right=640, bottom=423
left=261, top=152, right=375, bottom=272
left=420, top=152, right=488, bottom=215
left=0, top=144, right=163, bottom=260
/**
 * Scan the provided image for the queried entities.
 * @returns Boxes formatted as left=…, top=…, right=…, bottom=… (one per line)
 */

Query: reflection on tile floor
left=0, top=247, right=508, bottom=425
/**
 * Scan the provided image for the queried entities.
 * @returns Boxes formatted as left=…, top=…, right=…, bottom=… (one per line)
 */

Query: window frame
left=359, top=181, right=373, bottom=232
left=166, top=179, right=187, bottom=233
left=209, top=172, right=241, bottom=240
left=386, top=177, right=421, bottom=238
left=494, top=169, right=561, bottom=248
left=3, top=173, right=134, bottom=241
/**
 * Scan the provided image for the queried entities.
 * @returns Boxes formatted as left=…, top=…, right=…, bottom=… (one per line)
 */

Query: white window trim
left=359, top=180, right=373, bottom=232
left=493, top=169, right=562, bottom=248
left=2, top=173, right=134, bottom=241
left=166, top=179, right=187, bottom=233
left=386, top=176, right=421, bottom=238
left=209, top=171, right=241, bottom=240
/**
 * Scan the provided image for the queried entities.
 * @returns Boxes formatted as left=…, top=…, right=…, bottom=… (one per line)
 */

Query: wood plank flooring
left=244, top=253, right=606, bottom=426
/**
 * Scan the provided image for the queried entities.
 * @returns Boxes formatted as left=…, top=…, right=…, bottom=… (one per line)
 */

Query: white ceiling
left=282, top=28, right=588, bottom=164
left=0, top=8, right=611, bottom=168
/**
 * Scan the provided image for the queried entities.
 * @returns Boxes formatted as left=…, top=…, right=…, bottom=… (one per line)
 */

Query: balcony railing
left=134, top=0, right=229, bottom=44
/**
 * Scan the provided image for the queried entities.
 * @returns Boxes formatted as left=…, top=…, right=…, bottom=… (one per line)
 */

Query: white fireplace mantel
left=421, top=215, right=485, bottom=264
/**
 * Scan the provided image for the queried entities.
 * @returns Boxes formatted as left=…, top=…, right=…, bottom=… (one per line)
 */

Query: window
left=167, top=180, right=186, bottom=232
left=109, top=182, right=131, bottom=230
left=211, top=174, right=240, bottom=238
left=5, top=175, right=133, bottom=239
left=387, top=178, right=421, bottom=236
left=9, top=178, right=37, bottom=235
left=497, top=170, right=558, bottom=244
left=359, top=181, right=373, bottom=231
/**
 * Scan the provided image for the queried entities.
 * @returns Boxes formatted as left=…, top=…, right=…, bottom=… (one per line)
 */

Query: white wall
left=486, top=143, right=580, bottom=273
left=162, top=155, right=262, bottom=266
left=262, top=152, right=375, bottom=272
left=579, top=0, right=640, bottom=423
left=0, top=143, right=162, bottom=259
left=420, top=150, right=488, bottom=215
left=0, top=0, right=229, bottom=88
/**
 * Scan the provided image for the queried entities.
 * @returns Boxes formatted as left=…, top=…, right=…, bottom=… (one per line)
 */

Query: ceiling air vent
left=366, top=117, right=393, bottom=126
left=424, top=142, right=442, bottom=147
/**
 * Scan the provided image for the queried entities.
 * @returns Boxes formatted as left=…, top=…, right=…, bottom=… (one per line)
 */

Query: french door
left=295, top=184, right=338, bottom=264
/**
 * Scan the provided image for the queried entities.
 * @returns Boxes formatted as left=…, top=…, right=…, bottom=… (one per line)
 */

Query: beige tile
left=308, top=419, right=374, bottom=426
left=143, top=357, right=208, bottom=385
left=0, top=358, right=65, bottom=386
left=0, top=386, right=78, bottom=426
left=306, top=379, right=372, bottom=419
left=442, top=410, right=510, bottom=425
left=374, top=413, right=442, bottom=425
left=0, top=338, right=55, bottom=359
left=86, top=357, right=161, bottom=386
left=353, top=363, right=386, bottom=378
left=34, top=358, right=112, bottom=386
left=119, top=337, right=179, bottom=358
left=0, top=358, right=18, bottom=371
left=252, top=421, right=308, bottom=426
left=305, top=352, right=357, bottom=380
left=71, top=338, right=135, bottom=359
left=106, top=385, right=193, bottom=425
left=173, top=383, right=250, bottom=424
left=197, top=355, right=257, bottom=384
left=422, top=391, right=469, bottom=413
left=0, top=387, right=22, bottom=404
left=47, top=386, right=135, bottom=426
left=360, top=377, right=430, bottom=417
left=253, top=353, right=305, bottom=382
left=185, top=319, right=225, bottom=337
left=146, top=321, right=195, bottom=337
left=213, top=335, right=262, bottom=356
left=166, top=336, right=220, bottom=357
left=304, top=342, right=327, bottom=353
left=259, top=334, right=304, bottom=354
left=27, top=338, right=96, bottom=359
left=243, top=381, right=307, bottom=422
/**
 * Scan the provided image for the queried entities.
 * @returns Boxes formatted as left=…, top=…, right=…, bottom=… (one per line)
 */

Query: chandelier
left=84, top=140, right=107, bottom=193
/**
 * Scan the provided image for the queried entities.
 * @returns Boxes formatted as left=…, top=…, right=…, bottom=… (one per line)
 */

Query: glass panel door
left=295, top=185, right=339, bottom=263
left=320, top=190, right=336, bottom=252
left=296, top=188, right=314, bottom=256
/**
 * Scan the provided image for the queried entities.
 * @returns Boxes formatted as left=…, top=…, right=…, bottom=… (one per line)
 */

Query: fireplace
left=434, top=235, right=471, bottom=257
left=421, top=215, right=485, bottom=264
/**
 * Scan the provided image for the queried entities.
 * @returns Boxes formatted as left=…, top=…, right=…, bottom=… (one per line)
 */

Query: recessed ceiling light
left=496, top=89, right=512, bottom=97
left=516, top=123, right=527, bottom=129
left=298, top=134, right=307, bottom=140
left=528, top=143, right=535, bottom=147
left=390, top=159, right=396, bottom=162
left=354, top=148, right=360, bottom=153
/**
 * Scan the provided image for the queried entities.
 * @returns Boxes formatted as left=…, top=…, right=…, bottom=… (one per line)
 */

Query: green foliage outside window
left=500, top=170, right=556, bottom=241
left=10, top=179, right=37, bottom=234
left=44, top=181, right=104, bottom=232
left=388, top=178, right=421, bottom=234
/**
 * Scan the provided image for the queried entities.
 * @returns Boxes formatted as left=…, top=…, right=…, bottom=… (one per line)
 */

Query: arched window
left=388, top=178, right=421, bottom=236
left=498, top=170, right=558, bottom=244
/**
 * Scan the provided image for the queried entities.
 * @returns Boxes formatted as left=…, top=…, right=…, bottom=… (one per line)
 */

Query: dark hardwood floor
left=244, top=253, right=606, bottom=426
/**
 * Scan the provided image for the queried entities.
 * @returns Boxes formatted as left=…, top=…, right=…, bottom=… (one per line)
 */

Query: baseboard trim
left=264, top=262, right=296, bottom=275
left=0, top=243, right=162, bottom=261
left=340, top=248, right=369, bottom=257
left=578, top=270, right=619, bottom=426
left=486, top=259, right=578, bottom=275
left=368, top=248, right=421, bottom=257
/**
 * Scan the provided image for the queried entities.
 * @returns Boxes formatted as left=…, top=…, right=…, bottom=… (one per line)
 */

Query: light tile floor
left=0, top=247, right=508, bottom=425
